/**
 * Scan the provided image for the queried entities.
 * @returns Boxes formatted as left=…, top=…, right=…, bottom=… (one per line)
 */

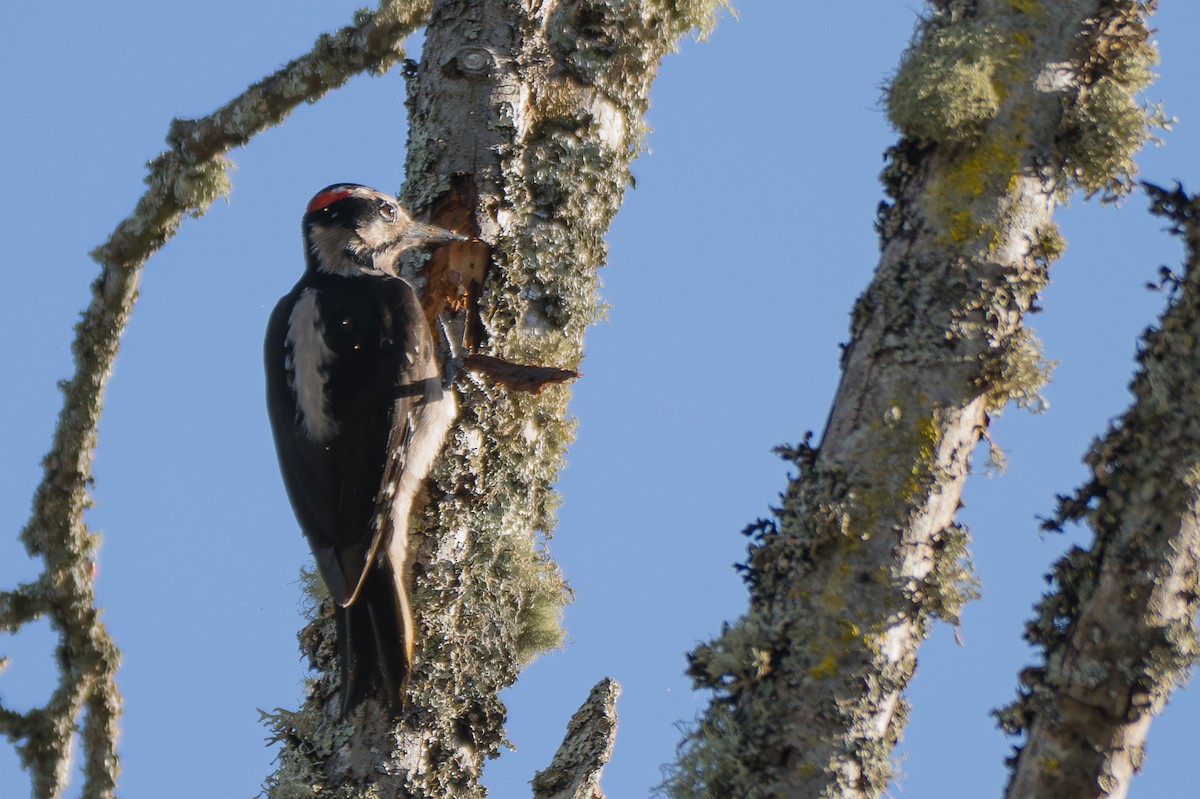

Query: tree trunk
left=261, top=1, right=724, bottom=796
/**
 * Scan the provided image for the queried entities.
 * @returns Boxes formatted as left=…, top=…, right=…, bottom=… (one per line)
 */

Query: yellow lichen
left=1008, top=0, right=1042, bottom=15
left=930, top=133, right=1022, bottom=248
left=885, top=24, right=1005, bottom=145
left=837, top=618, right=862, bottom=643
left=952, top=134, right=1021, bottom=195
left=809, top=653, right=839, bottom=680
left=900, top=412, right=940, bottom=502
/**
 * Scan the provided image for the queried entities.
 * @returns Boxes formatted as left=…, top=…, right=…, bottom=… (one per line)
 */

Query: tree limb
left=668, top=2, right=1161, bottom=797
left=0, top=3, right=432, bottom=797
left=998, top=182, right=1200, bottom=799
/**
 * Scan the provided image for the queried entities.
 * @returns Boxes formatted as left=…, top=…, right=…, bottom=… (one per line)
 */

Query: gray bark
left=668, top=2, right=1161, bottom=797
left=532, top=678, right=621, bottom=799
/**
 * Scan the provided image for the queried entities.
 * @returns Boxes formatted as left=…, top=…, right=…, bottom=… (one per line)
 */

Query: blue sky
left=2, top=2, right=1200, bottom=797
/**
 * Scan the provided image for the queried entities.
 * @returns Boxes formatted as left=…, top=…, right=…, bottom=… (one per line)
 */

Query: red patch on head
left=306, top=188, right=353, bottom=214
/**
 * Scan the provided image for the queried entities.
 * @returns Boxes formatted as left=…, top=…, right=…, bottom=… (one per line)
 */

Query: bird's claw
left=443, top=355, right=463, bottom=389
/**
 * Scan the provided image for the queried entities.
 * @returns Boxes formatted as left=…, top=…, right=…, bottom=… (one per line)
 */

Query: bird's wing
left=335, top=406, right=416, bottom=607
left=265, top=288, right=353, bottom=601
left=321, top=277, right=433, bottom=607
left=266, top=275, right=439, bottom=608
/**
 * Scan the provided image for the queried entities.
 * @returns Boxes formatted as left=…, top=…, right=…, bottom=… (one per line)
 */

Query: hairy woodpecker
left=265, top=184, right=463, bottom=716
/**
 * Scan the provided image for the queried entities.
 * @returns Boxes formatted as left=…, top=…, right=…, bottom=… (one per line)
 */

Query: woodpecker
left=265, top=184, right=463, bottom=716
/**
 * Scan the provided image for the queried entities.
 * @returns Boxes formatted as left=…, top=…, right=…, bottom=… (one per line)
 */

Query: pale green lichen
left=1032, top=223, right=1067, bottom=266
left=1061, top=75, right=1157, bottom=197
left=661, top=701, right=757, bottom=799
left=920, top=521, right=979, bottom=626
left=885, top=23, right=1005, bottom=146
left=174, top=156, right=234, bottom=217
left=1059, top=2, right=1162, bottom=198
left=978, top=327, right=1054, bottom=413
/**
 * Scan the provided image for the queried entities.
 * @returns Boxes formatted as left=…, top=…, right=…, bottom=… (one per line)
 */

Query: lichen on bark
left=665, top=3, right=1160, bottom=798
left=997, top=183, right=1200, bottom=799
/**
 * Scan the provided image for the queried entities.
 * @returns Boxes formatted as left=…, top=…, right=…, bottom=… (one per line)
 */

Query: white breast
left=285, top=289, right=337, bottom=441
left=384, top=382, right=456, bottom=567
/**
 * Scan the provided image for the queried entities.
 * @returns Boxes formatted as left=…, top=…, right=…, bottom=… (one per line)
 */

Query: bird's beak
left=403, top=221, right=471, bottom=247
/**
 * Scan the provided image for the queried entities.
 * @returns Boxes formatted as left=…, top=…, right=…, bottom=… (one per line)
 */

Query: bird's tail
left=336, top=559, right=414, bottom=718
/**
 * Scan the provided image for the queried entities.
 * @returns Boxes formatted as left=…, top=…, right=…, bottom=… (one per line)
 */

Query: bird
left=264, top=184, right=464, bottom=716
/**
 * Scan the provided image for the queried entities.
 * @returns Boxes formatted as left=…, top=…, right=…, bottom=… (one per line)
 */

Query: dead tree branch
left=669, top=3, right=1161, bottom=797
left=999, top=182, right=1200, bottom=798
left=533, top=678, right=621, bottom=799
left=0, top=3, right=432, bottom=797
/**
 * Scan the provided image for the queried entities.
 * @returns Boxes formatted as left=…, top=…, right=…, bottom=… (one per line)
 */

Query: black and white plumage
left=265, top=184, right=462, bottom=716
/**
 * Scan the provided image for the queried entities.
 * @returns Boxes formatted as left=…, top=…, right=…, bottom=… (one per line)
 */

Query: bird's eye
left=378, top=202, right=397, bottom=222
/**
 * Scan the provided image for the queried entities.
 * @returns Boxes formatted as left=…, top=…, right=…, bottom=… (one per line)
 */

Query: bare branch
left=668, top=2, right=1161, bottom=797
left=0, top=3, right=432, bottom=796
left=532, top=678, right=621, bottom=799
left=999, top=183, right=1200, bottom=798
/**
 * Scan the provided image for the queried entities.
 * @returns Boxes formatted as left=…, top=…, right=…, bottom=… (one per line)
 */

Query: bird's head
left=301, top=184, right=466, bottom=277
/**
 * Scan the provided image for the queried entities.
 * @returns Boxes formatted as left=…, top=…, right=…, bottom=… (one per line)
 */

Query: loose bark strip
left=460, top=354, right=578, bottom=393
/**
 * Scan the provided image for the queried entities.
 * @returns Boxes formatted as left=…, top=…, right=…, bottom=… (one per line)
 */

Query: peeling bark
left=667, top=3, right=1160, bottom=798
left=997, top=183, right=1200, bottom=799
